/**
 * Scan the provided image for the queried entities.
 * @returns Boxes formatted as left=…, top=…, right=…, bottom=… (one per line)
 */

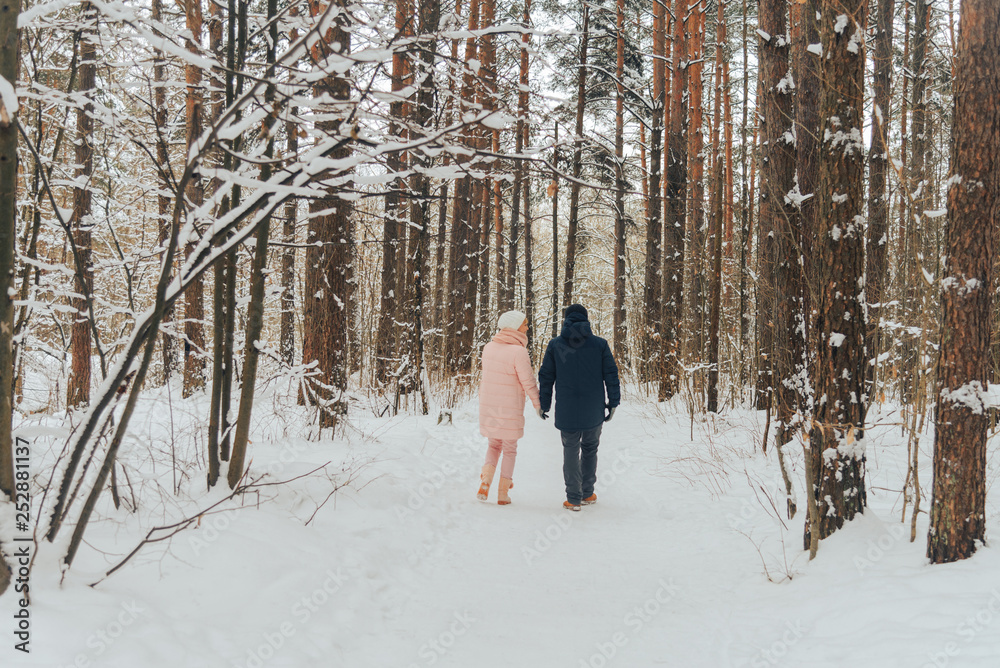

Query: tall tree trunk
left=67, top=3, right=97, bottom=408
left=0, top=0, right=21, bottom=505
left=216, top=0, right=243, bottom=454
left=896, top=0, right=910, bottom=304
left=721, top=4, right=734, bottom=389
left=182, top=0, right=207, bottom=398
left=864, top=0, right=895, bottom=410
left=612, top=0, right=627, bottom=363
left=405, top=10, right=427, bottom=403
left=494, top=180, right=506, bottom=311
left=901, top=0, right=931, bottom=405
left=206, top=0, right=227, bottom=487
left=301, top=0, right=354, bottom=427
left=279, top=109, right=298, bottom=367
left=808, top=0, right=869, bottom=543
left=445, top=0, right=480, bottom=379
left=792, top=0, right=819, bottom=316
left=642, top=0, right=666, bottom=383
left=152, top=0, right=174, bottom=382
left=722, top=25, right=733, bottom=255
left=927, top=0, right=998, bottom=565
left=737, top=0, right=750, bottom=393
left=404, top=0, right=441, bottom=415
left=640, top=122, right=649, bottom=221
left=477, top=184, right=491, bottom=343
left=660, top=0, right=672, bottom=373
left=429, top=0, right=461, bottom=379
left=507, top=0, right=531, bottom=312
left=226, top=0, right=279, bottom=488
left=754, top=8, right=780, bottom=413
left=706, top=0, right=726, bottom=413
left=474, top=185, right=490, bottom=345
left=661, top=0, right=687, bottom=400
left=478, top=0, right=497, bottom=340
left=550, top=123, right=559, bottom=337
left=563, top=7, right=589, bottom=309
left=524, top=158, right=536, bottom=355
left=432, top=177, right=448, bottom=377
left=375, top=0, right=412, bottom=386
left=686, top=1, right=705, bottom=372
left=485, top=0, right=504, bottom=315
left=774, top=0, right=814, bottom=518
left=394, top=0, right=415, bottom=359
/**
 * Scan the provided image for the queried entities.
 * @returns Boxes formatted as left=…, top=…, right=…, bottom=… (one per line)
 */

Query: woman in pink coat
left=478, top=310, right=542, bottom=505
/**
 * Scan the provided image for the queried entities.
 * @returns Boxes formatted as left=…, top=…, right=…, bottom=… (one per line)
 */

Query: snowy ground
left=4, top=380, right=1000, bottom=668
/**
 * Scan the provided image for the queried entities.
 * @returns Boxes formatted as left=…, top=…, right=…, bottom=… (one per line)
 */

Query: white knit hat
left=497, top=310, right=527, bottom=331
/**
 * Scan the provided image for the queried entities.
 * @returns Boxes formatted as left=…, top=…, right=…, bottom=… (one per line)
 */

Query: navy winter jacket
left=538, top=312, right=621, bottom=431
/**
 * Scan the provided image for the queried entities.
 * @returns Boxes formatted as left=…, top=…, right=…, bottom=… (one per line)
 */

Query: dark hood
left=560, top=311, right=592, bottom=346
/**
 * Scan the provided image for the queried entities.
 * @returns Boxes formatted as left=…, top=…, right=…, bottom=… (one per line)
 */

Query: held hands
left=537, top=407, right=549, bottom=420
left=604, top=406, right=616, bottom=423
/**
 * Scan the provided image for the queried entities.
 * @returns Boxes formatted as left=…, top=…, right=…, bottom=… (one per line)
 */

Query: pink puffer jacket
left=479, top=329, right=541, bottom=440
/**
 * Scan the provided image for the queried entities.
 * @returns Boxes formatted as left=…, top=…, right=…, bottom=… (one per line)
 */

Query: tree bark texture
left=807, top=0, right=869, bottom=542
left=927, top=0, right=999, bottom=565
left=661, top=0, right=686, bottom=400
left=67, top=3, right=97, bottom=408
left=302, top=0, right=354, bottom=427
left=863, top=0, right=895, bottom=409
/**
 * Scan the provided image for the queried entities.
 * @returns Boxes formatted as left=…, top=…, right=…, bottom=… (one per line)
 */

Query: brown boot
left=478, top=464, right=496, bottom=500
left=498, top=477, right=513, bottom=505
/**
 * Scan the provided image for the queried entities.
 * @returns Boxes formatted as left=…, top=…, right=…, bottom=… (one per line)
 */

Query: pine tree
left=641, top=0, right=667, bottom=382
left=612, top=0, right=628, bottom=363
left=706, top=0, right=728, bottom=414
left=807, top=0, right=869, bottom=543
left=864, top=0, right=895, bottom=407
left=661, top=0, right=687, bottom=400
left=301, top=0, right=355, bottom=427
left=563, top=6, right=589, bottom=309
left=762, top=0, right=800, bottom=517
left=182, top=0, right=207, bottom=397
left=67, top=2, right=98, bottom=408
left=927, top=0, right=999, bottom=565
left=0, top=0, right=21, bottom=506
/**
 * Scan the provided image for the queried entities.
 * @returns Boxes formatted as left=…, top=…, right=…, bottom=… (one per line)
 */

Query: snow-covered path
left=370, top=408, right=735, bottom=668
left=7, top=395, right=1000, bottom=668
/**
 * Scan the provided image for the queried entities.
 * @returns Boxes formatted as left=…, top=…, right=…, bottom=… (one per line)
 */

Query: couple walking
left=476, top=304, right=621, bottom=511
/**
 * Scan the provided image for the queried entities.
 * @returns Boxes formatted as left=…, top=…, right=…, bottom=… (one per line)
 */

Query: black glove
left=604, top=406, right=616, bottom=422
left=537, top=407, right=549, bottom=420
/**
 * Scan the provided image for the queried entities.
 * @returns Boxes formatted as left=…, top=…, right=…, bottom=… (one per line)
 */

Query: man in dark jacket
left=538, top=304, right=621, bottom=511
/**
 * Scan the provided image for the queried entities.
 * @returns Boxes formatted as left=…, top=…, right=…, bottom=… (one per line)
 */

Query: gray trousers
left=561, top=424, right=603, bottom=504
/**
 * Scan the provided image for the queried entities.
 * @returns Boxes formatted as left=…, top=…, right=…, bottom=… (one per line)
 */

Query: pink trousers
left=484, top=438, right=518, bottom=479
